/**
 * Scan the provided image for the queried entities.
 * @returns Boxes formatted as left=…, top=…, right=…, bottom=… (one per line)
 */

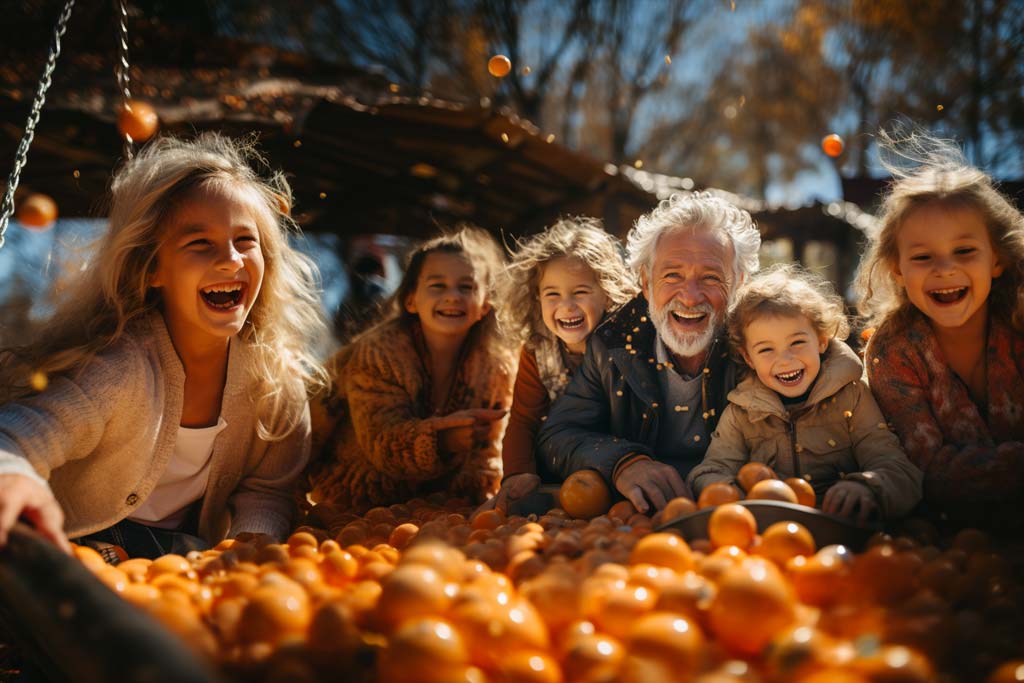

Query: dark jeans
left=75, top=518, right=209, bottom=561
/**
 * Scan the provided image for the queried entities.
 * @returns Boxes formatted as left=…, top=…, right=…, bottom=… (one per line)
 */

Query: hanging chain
left=0, top=0, right=77, bottom=249
left=115, top=0, right=134, bottom=161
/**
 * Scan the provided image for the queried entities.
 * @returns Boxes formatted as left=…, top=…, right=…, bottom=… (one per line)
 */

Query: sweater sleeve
left=687, top=404, right=749, bottom=494
left=842, top=381, right=923, bottom=518
left=0, top=346, right=148, bottom=487
left=228, top=402, right=311, bottom=540
left=867, top=337, right=1024, bottom=506
left=501, top=348, right=548, bottom=477
left=345, top=341, right=459, bottom=482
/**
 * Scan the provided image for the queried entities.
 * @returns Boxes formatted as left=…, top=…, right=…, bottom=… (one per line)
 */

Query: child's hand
left=822, top=480, right=878, bottom=526
left=438, top=408, right=508, bottom=453
left=0, top=473, right=71, bottom=553
left=478, top=473, right=542, bottom=514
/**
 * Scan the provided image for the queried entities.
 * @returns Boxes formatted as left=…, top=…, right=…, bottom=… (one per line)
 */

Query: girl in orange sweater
left=482, top=217, right=637, bottom=512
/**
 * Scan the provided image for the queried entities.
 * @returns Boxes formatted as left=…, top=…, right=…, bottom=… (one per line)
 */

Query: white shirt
left=129, top=417, right=228, bottom=529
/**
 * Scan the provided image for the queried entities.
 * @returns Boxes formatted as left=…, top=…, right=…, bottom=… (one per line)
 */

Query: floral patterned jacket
left=866, top=310, right=1024, bottom=526
left=304, top=320, right=515, bottom=514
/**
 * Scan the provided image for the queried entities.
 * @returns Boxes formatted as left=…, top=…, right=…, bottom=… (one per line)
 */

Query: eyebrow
left=905, top=234, right=984, bottom=248
left=750, top=331, right=810, bottom=348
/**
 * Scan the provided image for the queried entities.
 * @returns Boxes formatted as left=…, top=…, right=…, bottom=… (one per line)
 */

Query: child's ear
left=404, top=292, right=418, bottom=315
left=738, top=347, right=752, bottom=367
left=891, top=263, right=905, bottom=288
left=480, top=300, right=492, bottom=318
left=992, top=258, right=1005, bottom=278
left=818, top=335, right=829, bottom=354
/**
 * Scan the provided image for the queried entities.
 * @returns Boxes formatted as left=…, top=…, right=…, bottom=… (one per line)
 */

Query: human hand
left=477, top=473, right=542, bottom=514
left=614, top=459, right=692, bottom=514
left=822, top=480, right=878, bottom=526
left=0, top=473, right=70, bottom=553
left=438, top=408, right=508, bottom=453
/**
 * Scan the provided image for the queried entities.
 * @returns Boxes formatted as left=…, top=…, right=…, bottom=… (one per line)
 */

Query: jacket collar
left=727, top=339, right=863, bottom=420
left=597, top=293, right=731, bottom=406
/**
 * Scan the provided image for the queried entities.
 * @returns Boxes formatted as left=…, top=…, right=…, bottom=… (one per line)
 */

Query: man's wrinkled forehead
left=651, top=225, right=734, bottom=272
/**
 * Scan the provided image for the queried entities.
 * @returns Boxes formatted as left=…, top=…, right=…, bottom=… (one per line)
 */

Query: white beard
left=649, top=298, right=721, bottom=359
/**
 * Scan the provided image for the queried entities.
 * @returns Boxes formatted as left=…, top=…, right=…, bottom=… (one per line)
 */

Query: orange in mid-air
left=560, top=470, right=613, bottom=519
left=487, top=54, right=512, bottom=77
left=117, top=100, right=160, bottom=142
left=16, top=193, right=58, bottom=230
left=822, top=133, right=844, bottom=157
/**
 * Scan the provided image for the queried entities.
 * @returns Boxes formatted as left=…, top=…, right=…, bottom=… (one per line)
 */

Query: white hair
left=626, top=192, right=761, bottom=286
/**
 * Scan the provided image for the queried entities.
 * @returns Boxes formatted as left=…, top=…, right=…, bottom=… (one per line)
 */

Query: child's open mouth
left=436, top=309, right=466, bottom=318
left=928, top=287, right=967, bottom=305
left=558, top=316, right=585, bottom=330
left=200, top=283, right=245, bottom=310
left=775, top=369, right=804, bottom=386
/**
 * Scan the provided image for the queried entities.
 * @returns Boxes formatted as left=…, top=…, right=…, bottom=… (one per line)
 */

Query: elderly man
left=537, top=193, right=761, bottom=513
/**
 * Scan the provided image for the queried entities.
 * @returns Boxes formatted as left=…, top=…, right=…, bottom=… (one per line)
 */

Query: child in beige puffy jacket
left=688, top=265, right=922, bottom=524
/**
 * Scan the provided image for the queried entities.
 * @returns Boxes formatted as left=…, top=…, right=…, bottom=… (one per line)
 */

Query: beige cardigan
left=0, top=313, right=310, bottom=542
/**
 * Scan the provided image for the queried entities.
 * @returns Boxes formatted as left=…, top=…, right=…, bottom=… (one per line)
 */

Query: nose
left=215, top=242, right=244, bottom=272
left=675, top=279, right=703, bottom=307
left=934, top=255, right=956, bottom=275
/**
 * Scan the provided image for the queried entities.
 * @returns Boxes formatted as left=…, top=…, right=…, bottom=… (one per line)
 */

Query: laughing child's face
left=151, top=184, right=266, bottom=348
left=538, top=256, right=608, bottom=353
left=405, top=251, right=490, bottom=340
left=741, top=313, right=828, bottom=398
left=893, top=203, right=1003, bottom=332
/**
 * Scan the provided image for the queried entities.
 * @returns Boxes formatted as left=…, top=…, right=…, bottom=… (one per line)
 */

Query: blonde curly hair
left=855, top=128, right=1024, bottom=332
left=496, top=217, right=638, bottom=348
left=1, top=133, right=329, bottom=439
left=729, top=264, right=850, bottom=359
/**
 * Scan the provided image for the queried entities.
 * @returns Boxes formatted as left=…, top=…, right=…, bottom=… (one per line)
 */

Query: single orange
left=785, top=545, right=853, bottom=607
left=629, top=533, right=694, bottom=573
left=559, top=470, right=612, bottom=520
left=697, top=482, right=743, bottom=509
left=16, top=193, right=58, bottom=229
left=662, top=496, right=698, bottom=521
left=821, top=133, right=844, bottom=158
left=707, top=503, right=758, bottom=550
left=747, top=479, right=799, bottom=504
left=608, top=500, right=639, bottom=522
left=737, top=462, right=777, bottom=493
left=373, top=563, right=452, bottom=631
left=758, top=521, right=816, bottom=567
left=117, top=100, right=159, bottom=142
left=487, top=54, right=512, bottom=78
left=784, top=477, right=817, bottom=507
left=561, top=632, right=625, bottom=683
left=626, top=612, right=705, bottom=674
left=377, top=617, right=469, bottom=682
left=708, top=559, right=796, bottom=656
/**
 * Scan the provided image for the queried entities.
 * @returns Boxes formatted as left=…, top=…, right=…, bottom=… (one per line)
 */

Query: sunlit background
left=1, top=0, right=1022, bottom=347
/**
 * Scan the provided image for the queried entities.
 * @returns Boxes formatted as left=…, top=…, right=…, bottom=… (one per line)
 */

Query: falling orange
left=488, top=55, right=512, bottom=78
left=822, top=133, right=844, bottom=158
left=117, top=100, right=160, bottom=142
left=16, top=193, right=57, bottom=230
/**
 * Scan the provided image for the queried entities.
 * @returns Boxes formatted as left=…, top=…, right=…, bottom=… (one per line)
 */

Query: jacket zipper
left=789, top=421, right=802, bottom=478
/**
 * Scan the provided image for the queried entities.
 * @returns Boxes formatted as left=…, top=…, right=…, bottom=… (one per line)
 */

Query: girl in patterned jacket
left=857, top=130, right=1024, bottom=529
left=478, top=217, right=638, bottom=513
left=305, top=227, right=516, bottom=516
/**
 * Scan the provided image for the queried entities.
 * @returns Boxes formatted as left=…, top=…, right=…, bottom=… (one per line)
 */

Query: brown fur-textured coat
left=305, top=320, right=515, bottom=513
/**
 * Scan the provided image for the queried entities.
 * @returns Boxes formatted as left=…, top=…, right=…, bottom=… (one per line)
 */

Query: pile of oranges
left=71, top=488, right=1024, bottom=683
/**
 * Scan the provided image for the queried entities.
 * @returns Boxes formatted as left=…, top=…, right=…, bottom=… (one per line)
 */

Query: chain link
left=0, top=0, right=77, bottom=249
left=115, top=0, right=134, bottom=160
